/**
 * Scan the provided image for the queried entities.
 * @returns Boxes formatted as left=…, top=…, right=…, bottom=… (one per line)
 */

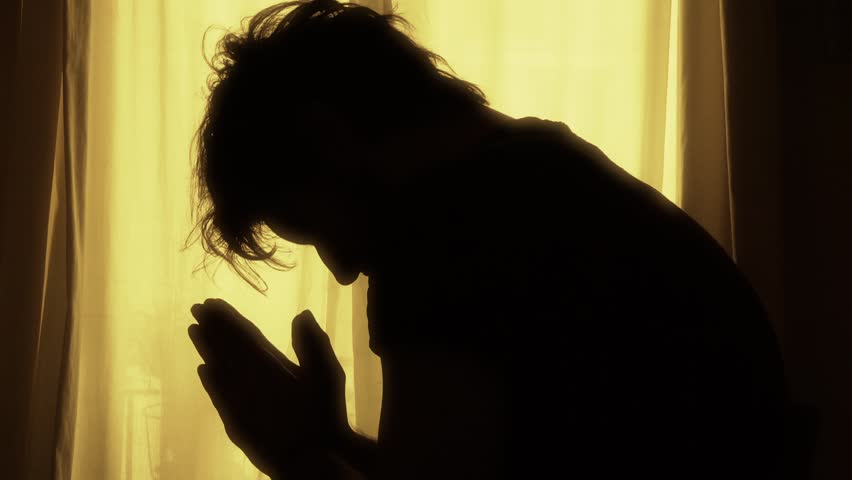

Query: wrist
left=332, top=426, right=379, bottom=478
left=332, top=425, right=359, bottom=463
left=268, top=448, right=353, bottom=480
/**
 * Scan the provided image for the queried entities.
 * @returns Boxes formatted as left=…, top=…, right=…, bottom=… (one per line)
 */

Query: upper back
left=370, top=116, right=788, bottom=477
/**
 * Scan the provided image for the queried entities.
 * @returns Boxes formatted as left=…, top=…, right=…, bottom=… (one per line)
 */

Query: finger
left=199, top=361, right=282, bottom=409
left=204, top=298, right=250, bottom=328
left=193, top=301, right=275, bottom=353
left=189, top=324, right=249, bottom=375
left=204, top=298, right=263, bottom=337
left=191, top=316, right=252, bottom=370
left=188, top=324, right=216, bottom=364
left=200, top=325, right=302, bottom=390
left=291, top=310, right=340, bottom=373
left=197, top=324, right=260, bottom=373
left=197, top=364, right=234, bottom=418
left=199, top=362, right=295, bottom=437
left=191, top=299, right=250, bottom=336
left=191, top=302, right=262, bottom=360
left=191, top=301, right=225, bottom=326
left=192, top=299, right=240, bottom=330
left=198, top=364, right=249, bottom=445
left=217, top=304, right=300, bottom=376
left=192, top=301, right=301, bottom=378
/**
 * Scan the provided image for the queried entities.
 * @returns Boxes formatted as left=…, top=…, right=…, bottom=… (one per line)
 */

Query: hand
left=188, top=298, right=351, bottom=478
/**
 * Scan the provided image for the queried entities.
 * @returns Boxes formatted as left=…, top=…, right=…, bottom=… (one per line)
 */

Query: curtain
left=0, top=1, right=76, bottom=479
left=64, top=3, right=383, bottom=477
left=1, top=0, right=778, bottom=478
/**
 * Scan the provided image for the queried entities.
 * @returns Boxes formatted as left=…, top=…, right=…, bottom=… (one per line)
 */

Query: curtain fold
left=718, top=0, right=785, bottom=337
left=0, top=0, right=66, bottom=479
left=1, top=0, right=787, bottom=478
left=677, top=0, right=733, bottom=255
left=55, top=0, right=92, bottom=477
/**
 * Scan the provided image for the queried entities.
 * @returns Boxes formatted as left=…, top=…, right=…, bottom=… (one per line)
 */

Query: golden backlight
left=70, top=0, right=681, bottom=478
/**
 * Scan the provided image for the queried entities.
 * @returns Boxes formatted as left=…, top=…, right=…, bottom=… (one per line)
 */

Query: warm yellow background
left=70, top=1, right=682, bottom=478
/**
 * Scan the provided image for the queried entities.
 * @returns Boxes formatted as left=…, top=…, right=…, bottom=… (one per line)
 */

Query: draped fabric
left=0, top=1, right=792, bottom=478
left=0, top=1, right=81, bottom=479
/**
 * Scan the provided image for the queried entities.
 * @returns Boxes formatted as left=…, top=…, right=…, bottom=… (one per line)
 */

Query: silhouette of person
left=186, top=1, right=789, bottom=479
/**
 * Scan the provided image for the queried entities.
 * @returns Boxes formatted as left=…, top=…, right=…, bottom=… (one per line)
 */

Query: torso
left=367, top=116, right=787, bottom=478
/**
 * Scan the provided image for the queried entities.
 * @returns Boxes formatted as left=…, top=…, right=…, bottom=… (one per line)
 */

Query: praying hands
left=188, top=299, right=365, bottom=479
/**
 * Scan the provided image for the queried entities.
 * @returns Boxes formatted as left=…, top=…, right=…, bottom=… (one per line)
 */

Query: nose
left=316, top=246, right=360, bottom=286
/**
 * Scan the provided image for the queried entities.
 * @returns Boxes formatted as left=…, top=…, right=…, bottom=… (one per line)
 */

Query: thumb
left=291, top=310, right=338, bottom=373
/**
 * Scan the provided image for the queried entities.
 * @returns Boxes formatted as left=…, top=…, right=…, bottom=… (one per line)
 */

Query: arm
left=329, top=428, right=380, bottom=480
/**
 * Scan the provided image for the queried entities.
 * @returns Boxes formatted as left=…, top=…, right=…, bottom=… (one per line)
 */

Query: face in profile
left=264, top=173, right=374, bottom=286
left=262, top=107, right=387, bottom=285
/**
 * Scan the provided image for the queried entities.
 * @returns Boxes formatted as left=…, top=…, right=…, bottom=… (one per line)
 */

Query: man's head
left=188, top=0, right=488, bottom=291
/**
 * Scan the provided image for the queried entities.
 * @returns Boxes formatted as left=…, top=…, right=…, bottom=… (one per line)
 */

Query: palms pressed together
left=188, top=299, right=357, bottom=479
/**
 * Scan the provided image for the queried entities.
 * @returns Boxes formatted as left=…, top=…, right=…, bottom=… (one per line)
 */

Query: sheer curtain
left=398, top=0, right=735, bottom=249
left=2, top=1, right=748, bottom=479
left=66, top=2, right=382, bottom=477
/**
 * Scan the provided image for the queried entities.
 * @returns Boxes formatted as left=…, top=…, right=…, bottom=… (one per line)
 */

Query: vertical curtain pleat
left=26, top=90, right=70, bottom=480
left=677, top=0, right=733, bottom=255
left=0, top=0, right=65, bottom=479
left=55, top=0, right=91, bottom=477
left=718, top=0, right=785, bottom=335
left=637, top=1, right=673, bottom=190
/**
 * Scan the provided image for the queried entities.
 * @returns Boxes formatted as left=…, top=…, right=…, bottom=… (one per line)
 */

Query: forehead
left=261, top=184, right=335, bottom=232
left=266, top=218, right=315, bottom=246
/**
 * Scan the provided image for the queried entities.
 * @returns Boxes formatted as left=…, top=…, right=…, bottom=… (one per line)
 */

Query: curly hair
left=184, top=0, right=489, bottom=293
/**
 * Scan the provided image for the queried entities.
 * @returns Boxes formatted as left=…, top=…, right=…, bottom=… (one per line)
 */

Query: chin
left=335, top=270, right=360, bottom=286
